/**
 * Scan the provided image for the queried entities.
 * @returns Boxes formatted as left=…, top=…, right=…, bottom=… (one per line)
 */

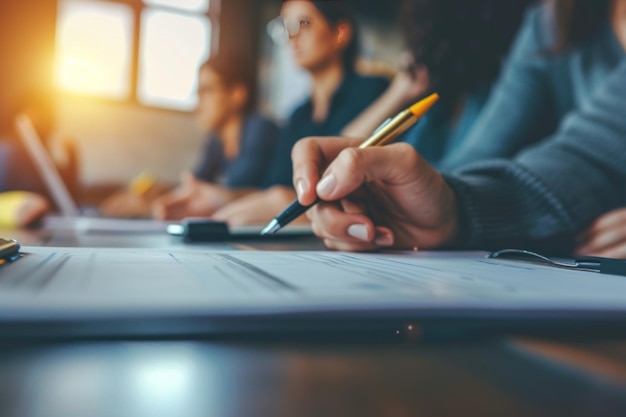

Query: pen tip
left=260, top=219, right=281, bottom=236
left=409, top=93, right=439, bottom=118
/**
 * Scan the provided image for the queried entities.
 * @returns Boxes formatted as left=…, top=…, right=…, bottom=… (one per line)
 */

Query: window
left=55, top=0, right=217, bottom=111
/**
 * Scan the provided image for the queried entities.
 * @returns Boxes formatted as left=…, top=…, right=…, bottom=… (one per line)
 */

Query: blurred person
left=288, top=0, right=626, bottom=253
left=440, top=0, right=625, bottom=170
left=344, top=0, right=534, bottom=168
left=0, top=100, right=55, bottom=228
left=573, top=0, right=626, bottom=259
left=205, top=0, right=389, bottom=225
left=103, top=53, right=279, bottom=218
left=0, top=141, right=50, bottom=228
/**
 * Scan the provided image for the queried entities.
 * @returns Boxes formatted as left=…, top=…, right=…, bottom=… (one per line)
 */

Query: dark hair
left=312, top=0, right=360, bottom=72
left=552, top=0, right=610, bottom=52
left=402, top=0, right=535, bottom=103
left=200, top=53, right=256, bottom=113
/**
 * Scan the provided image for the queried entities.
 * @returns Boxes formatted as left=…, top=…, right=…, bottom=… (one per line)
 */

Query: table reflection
left=1, top=340, right=626, bottom=417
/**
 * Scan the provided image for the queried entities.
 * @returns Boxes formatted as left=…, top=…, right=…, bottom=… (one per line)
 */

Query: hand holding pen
left=281, top=92, right=460, bottom=252
left=262, top=93, right=440, bottom=236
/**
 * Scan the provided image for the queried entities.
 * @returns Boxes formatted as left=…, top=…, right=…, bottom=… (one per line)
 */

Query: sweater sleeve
left=440, top=5, right=557, bottom=171
left=445, top=58, right=626, bottom=254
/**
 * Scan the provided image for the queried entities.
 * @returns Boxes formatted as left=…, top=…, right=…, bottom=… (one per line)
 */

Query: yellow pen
left=261, top=93, right=440, bottom=235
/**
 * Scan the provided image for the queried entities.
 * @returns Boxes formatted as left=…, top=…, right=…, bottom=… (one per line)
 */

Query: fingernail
left=347, top=224, right=369, bottom=241
left=296, top=179, right=307, bottom=200
left=375, top=232, right=394, bottom=247
left=316, top=175, right=336, bottom=197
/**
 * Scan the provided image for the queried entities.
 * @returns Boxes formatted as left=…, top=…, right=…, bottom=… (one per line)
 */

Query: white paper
left=2, top=247, right=626, bottom=319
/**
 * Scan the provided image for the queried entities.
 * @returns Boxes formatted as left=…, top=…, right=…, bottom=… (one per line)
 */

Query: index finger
left=292, top=136, right=362, bottom=205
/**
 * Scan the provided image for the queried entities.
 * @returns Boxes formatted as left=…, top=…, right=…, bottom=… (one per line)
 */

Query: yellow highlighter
left=128, top=171, right=157, bottom=197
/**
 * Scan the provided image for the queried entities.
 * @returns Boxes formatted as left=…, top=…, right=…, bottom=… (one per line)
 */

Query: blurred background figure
left=103, top=53, right=279, bottom=218
left=208, top=0, right=390, bottom=225
left=344, top=0, right=534, bottom=168
left=439, top=0, right=625, bottom=170
left=0, top=1, right=78, bottom=227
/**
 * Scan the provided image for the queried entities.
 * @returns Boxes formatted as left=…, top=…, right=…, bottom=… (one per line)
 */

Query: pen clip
left=487, top=249, right=596, bottom=271
left=373, top=118, right=393, bottom=135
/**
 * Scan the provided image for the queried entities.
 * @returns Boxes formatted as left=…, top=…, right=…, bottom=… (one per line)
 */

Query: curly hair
left=402, top=0, right=536, bottom=102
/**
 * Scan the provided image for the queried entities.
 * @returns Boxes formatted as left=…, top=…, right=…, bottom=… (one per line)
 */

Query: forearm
left=445, top=61, right=626, bottom=253
left=444, top=164, right=579, bottom=254
left=342, top=87, right=414, bottom=138
left=222, top=187, right=258, bottom=203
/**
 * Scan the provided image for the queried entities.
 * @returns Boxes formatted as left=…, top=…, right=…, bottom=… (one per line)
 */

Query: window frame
left=56, top=0, right=221, bottom=114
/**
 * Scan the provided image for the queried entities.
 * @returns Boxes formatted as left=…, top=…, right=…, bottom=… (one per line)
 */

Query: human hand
left=292, top=137, right=459, bottom=251
left=151, top=173, right=233, bottom=220
left=386, top=53, right=430, bottom=105
left=387, top=65, right=430, bottom=105
left=100, top=191, right=151, bottom=218
left=575, top=208, right=626, bottom=258
left=212, top=186, right=307, bottom=226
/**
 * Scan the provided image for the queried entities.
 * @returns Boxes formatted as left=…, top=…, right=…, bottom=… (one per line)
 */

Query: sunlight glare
left=137, top=10, right=211, bottom=111
left=143, top=0, right=210, bottom=13
left=55, top=0, right=133, bottom=99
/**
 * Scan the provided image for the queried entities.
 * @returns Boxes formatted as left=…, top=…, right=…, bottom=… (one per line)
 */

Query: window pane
left=55, top=0, right=133, bottom=99
left=143, top=0, right=209, bottom=13
left=137, top=10, right=211, bottom=111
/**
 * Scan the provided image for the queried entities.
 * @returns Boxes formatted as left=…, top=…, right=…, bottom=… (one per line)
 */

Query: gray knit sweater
left=441, top=4, right=625, bottom=170
left=446, top=59, right=626, bottom=254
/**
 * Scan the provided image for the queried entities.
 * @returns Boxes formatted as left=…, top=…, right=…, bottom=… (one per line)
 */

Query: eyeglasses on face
left=266, top=16, right=311, bottom=44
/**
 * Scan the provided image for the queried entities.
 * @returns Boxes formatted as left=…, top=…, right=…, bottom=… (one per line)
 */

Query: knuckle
left=397, top=143, right=420, bottom=166
left=338, top=147, right=365, bottom=178
left=291, top=137, right=309, bottom=156
left=291, top=136, right=317, bottom=158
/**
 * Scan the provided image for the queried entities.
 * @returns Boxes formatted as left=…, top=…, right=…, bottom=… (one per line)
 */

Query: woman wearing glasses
left=208, top=0, right=389, bottom=225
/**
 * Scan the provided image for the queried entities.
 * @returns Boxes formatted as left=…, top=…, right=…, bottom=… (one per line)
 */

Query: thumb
left=316, top=142, right=424, bottom=201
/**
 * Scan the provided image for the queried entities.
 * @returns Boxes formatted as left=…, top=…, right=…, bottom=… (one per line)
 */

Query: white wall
left=55, top=97, right=204, bottom=186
